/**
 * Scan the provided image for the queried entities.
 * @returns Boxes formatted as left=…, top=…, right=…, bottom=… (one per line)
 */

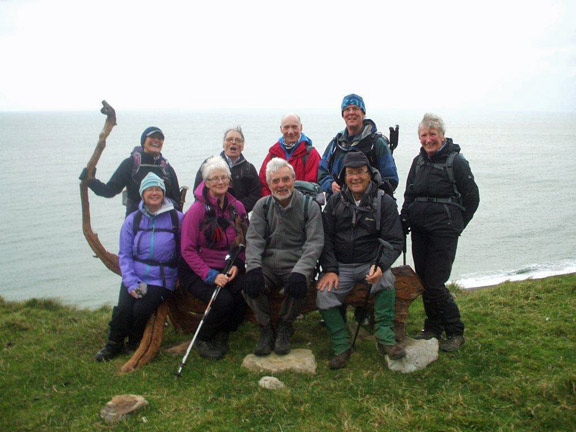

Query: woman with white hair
left=179, top=156, right=248, bottom=360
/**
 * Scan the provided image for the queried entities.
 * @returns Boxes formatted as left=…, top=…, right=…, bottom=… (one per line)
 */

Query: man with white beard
left=243, top=158, right=324, bottom=356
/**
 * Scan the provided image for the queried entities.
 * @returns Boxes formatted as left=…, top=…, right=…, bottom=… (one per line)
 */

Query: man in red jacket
left=258, top=113, right=321, bottom=196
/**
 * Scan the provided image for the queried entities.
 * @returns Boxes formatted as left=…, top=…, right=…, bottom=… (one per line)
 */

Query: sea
left=1, top=108, right=575, bottom=309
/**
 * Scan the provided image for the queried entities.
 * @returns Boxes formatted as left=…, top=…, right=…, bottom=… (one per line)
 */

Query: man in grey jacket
left=244, top=158, right=324, bottom=356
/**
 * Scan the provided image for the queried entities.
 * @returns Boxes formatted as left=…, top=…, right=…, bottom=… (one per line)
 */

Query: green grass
left=1, top=274, right=575, bottom=431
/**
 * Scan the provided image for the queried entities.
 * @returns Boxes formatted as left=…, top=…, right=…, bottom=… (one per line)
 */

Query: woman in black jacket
left=401, top=113, right=479, bottom=352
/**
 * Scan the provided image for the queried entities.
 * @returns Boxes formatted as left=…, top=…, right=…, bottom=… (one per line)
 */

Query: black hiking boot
left=254, top=324, right=274, bottom=356
left=377, top=343, right=407, bottom=360
left=95, top=341, right=124, bottom=362
left=274, top=321, right=292, bottom=355
left=329, top=349, right=352, bottom=370
left=194, top=339, right=224, bottom=360
left=213, top=331, right=230, bottom=356
left=440, top=335, right=465, bottom=352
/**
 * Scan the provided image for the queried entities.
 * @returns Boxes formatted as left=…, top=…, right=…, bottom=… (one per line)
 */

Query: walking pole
left=351, top=239, right=387, bottom=349
left=174, top=244, right=244, bottom=380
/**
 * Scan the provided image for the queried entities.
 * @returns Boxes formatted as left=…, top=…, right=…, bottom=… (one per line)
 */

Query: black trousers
left=411, top=230, right=464, bottom=336
left=108, top=284, right=171, bottom=345
left=180, top=271, right=247, bottom=341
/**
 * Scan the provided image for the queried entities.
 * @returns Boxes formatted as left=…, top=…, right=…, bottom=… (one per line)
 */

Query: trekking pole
left=351, top=239, right=387, bottom=349
left=174, top=244, right=244, bottom=380
left=388, top=125, right=399, bottom=155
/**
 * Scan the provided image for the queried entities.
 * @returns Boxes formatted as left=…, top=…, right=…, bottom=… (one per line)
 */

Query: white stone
left=258, top=376, right=286, bottom=390
left=386, top=337, right=439, bottom=373
left=242, top=348, right=317, bottom=375
left=100, top=394, right=149, bottom=424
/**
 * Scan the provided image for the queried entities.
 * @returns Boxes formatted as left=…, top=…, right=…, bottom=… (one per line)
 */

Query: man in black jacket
left=317, top=152, right=405, bottom=369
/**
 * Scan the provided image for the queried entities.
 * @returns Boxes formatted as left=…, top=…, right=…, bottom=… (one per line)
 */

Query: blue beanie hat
left=341, top=94, right=366, bottom=116
left=140, top=126, right=165, bottom=146
left=139, top=172, right=166, bottom=197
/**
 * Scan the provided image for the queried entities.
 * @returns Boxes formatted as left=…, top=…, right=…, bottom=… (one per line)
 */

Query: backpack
left=414, top=150, right=464, bottom=210
left=331, top=188, right=385, bottom=232
left=200, top=198, right=245, bottom=250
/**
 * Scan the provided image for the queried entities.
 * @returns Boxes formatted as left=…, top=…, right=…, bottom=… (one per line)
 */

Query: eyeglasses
left=345, top=169, right=369, bottom=178
left=207, top=175, right=230, bottom=183
left=225, top=137, right=244, bottom=144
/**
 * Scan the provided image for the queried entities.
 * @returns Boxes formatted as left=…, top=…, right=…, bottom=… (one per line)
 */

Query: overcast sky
left=1, top=0, right=575, bottom=112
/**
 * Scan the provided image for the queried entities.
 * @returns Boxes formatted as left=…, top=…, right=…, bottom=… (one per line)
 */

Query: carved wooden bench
left=121, top=265, right=424, bottom=372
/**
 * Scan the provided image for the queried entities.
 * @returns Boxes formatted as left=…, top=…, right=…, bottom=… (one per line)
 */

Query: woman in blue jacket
left=95, top=172, right=183, bottom=362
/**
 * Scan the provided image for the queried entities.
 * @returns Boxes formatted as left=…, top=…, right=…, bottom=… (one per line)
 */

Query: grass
left=1, top=274, right=575, bottom=431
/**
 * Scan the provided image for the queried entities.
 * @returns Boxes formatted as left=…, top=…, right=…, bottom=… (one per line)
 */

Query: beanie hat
left=140, top=126, right=165, bottom=146
left=338, top=151, right=373, bottom=184
left=341, top=94, right=366, bottom=116
left=139, top=172, right=166, bottom=197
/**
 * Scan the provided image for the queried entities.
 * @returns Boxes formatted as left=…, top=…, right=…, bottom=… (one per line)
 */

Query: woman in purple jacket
left=179, top=156, right=248, bottom=360
left=95, top=172, right=184, bottom=362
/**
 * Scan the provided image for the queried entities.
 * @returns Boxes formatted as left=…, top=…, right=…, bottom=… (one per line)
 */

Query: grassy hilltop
left=1, top=274, right=575, bottom=431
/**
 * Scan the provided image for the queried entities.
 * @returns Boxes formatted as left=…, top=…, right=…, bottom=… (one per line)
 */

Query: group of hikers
left=81, top=94, right=480, bottom=370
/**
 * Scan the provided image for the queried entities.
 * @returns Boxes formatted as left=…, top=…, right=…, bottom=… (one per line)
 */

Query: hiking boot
left=440, top=335, right=465, bottom=352
left=194, top=339, right=223, bottom=360
left=213, top=331, right=230, bottom=355
left=329, top=349, right=352, bottom=370
left=95, top=341, right=124, bottom=362
left=377, top=343, right=407, bottom=360
left=415, top=329, right=441, bottom=340
left=254, top=324, right=274, bottom=356
left=274, top=322, right=292, bottom=355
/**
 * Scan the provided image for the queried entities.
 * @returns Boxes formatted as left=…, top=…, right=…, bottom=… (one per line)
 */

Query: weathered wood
left=123, top=265, right=424, bottom=371
left=80, top=101, right=120, bottom=275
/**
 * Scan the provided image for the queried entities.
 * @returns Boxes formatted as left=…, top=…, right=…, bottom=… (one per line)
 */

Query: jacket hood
left=138, top=197, right=174, bottom=218
left=339, top=119, right=378, bottom=144
left=270, top=133, right=312, bottom=158
left=419, top=137, right=461, bottom=161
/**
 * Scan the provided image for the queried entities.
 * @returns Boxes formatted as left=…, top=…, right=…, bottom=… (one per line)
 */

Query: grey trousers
left=316, top=262, right=395, bottom=310
left=243, top=265, right=308, bottom=327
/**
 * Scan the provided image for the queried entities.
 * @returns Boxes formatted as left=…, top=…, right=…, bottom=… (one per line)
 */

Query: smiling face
left=344, top=165, right=371, bottom=200
left=419, top=126, right=445, bottom=157
left=223, top=130, right=244, bottom=162
left=142, top=186, right=165, bottom=212
left=142, top=132, right=164, bottom=157
left=205, top=168, right=231, bottom=199
left=269, top=166, right=295, bottom=205
left=343, top=105, right=365, bottom=135
left=280, top=114, right=302, bottom=145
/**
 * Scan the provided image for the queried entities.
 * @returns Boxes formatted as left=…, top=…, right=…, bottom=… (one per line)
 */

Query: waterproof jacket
left=88, top=147, right=181, bottom=217
left=180, top=183, right=247, bottom=284
left=246, top=189, right=324, bottom=280
left=320, top=182, right=403, bottom=273
left=318, top=119, right=399, bottom=194
left=401, top=139, right=480, bottom=237
left=119, top=200, right=183, bottom=293
left=193, top=152, right=261, bottom=213
left=258, top=133, right=321, bottom=196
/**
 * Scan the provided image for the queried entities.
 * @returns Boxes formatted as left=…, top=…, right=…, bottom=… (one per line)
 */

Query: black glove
left=244, top=268, right=265, bottom=299
left=285, top=272, right=308, bottom=299
left=401, top=216, right=411, bottom=236
left=79, top=167, right=96, bottom=181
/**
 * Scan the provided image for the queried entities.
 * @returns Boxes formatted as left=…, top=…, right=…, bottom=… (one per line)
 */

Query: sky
left=1, top=0, right=575, bottom=113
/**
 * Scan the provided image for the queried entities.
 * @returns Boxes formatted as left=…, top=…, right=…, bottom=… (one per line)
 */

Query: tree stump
left=121, top=265, right=424, bottom=371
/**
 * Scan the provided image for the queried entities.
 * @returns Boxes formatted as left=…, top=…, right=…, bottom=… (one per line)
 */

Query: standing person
left=244, top=159, right=324, bottom=356
left=95, top=173, right=183, bottom=361
left=258, top=113, right=321, bottom=196
left=317, top=152, right=405, bottom=369
left=318, top=94, right=399, bottom=197
left=81, top=126, right=181, bottom=217
left=193, top=126, right=261, bottom=213
left=401, top=113, right=479, bottom=352
left=180, top=156, right=248, bottom=360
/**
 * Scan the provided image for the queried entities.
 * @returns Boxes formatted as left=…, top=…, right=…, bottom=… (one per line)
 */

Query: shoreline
left=462, top=271, right=576, bottom=292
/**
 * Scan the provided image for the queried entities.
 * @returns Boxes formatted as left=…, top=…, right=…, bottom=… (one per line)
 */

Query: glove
left=401, top=216, right=411, bottom=236
left=244, top=268, right=266, bottom=299
left=79, top=167, right=96, bottom=181
left=285, top=272, right=308, bottom=299
left=131, top=282, right=148, bottom=299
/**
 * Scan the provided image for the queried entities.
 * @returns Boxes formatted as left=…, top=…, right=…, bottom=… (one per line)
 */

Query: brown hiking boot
left=377, top=343, right=407, bottom=360
left=329, top=349, right=352, bottom=370
left=440, top=335, right=465, bottom=352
